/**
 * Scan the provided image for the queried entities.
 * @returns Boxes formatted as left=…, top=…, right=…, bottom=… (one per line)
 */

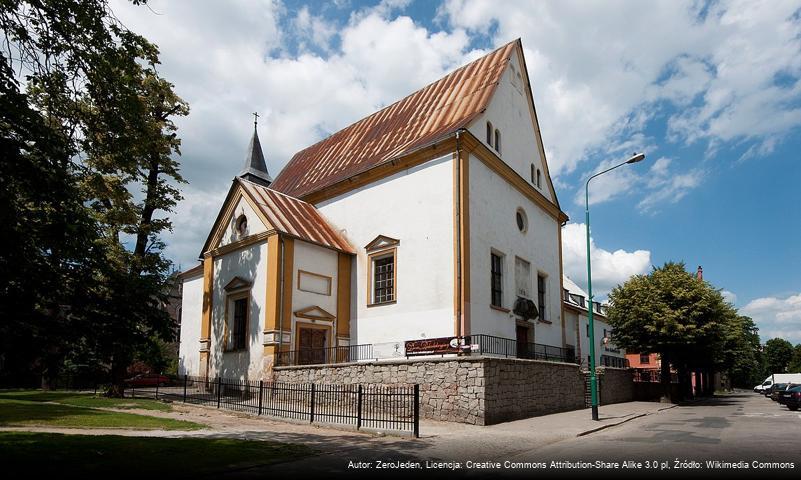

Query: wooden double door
left=298, top=327, right=327, bottom=365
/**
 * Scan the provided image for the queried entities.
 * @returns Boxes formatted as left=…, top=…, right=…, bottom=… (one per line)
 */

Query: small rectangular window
left=230, top=297, right=248, bottom=351
left=536, top=169, right=542, bottom=188
left=537, top=274, right=546, bottom=321
left=640, top=353, right=650, bottom=364
left=491, top=253, right=503, bottom=307
left=372, top=254, right=395, bottom=304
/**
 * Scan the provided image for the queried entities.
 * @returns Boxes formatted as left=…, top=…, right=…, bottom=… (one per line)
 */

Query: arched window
left=486, top=121, right=493, bottom=145
left=494, top=129, right=501, bottom=154
left=530, top=164, right=536, bottom=183
left=536, top=169, right=542, bottom=188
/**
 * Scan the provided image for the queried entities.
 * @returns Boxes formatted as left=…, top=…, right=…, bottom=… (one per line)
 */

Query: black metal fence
left=465, top=334, right=578, bottom=363
left=275, top=343, right=375, bottom=367
left=127, top=374, right=419, bottom=437
left=633, top=368, right=679, bottom=383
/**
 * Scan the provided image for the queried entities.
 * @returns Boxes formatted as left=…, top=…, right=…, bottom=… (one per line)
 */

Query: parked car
left=784, top=385, right=801, bottom=411
left=778, top=383, right=800, bottom=406
left=124, top=373, right=169, bottom=387
left=769, top=383, right=788, bottom=402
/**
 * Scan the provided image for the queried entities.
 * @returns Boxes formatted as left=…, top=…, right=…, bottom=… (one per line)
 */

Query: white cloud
left=441, top=0, right=801, bottom=197
left=561, top=222, right=651, bottom=298
left=112, top=0, right=474, bottom=268
left=575, top=155, right=704, bottom=214
left=721, top=290, right=738, bottom=305
left=742, top=292, right=801, bottom=344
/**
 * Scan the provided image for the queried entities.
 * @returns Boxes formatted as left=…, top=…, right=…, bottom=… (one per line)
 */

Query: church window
left=369, top=251, right=396, bottom=305
left=486, top=121, right=493, bottom=145
left=236, top=214, right=248, bottom=236
left=516, top=208, right=528, bottom=233
left=494, top=129, right=501, bottom=154
left=225, top=293, right=249, bottom=352
left=537, top=274, right=547, bottom=322
left=536, top=169, right=542, bottom=188
left=491, top=251, right=504, bottom=307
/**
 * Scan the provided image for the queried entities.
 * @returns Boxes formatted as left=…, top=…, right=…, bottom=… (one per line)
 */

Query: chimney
left=696, top=265, right=703, bottom=281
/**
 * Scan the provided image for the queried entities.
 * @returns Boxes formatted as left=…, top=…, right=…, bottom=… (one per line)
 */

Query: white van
left=754, top=373, right=801, bottom=394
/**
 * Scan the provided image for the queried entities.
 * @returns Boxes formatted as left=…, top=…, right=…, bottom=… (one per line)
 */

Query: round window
left=236, top=215, right=248, bottom=235
left=516, top=208, right=527, bottom=233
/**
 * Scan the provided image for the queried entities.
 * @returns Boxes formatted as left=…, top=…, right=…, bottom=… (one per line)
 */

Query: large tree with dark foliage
left=764, top=338, right=794, bottom=375
left=606, top=262, right=758, bottom=400
left=0, top=0, right=187, bottom=394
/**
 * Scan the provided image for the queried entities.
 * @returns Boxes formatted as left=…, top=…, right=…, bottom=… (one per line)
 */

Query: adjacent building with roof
left=562, top=276, right=627, bottom=370
left=178, top=39, right=573, bottom=380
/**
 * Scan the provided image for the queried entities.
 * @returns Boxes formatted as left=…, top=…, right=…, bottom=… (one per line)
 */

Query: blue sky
left=113, top=0, right=801, bottom=344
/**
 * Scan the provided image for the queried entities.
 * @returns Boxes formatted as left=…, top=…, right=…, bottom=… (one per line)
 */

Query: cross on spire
left=252, top=111, right=259, bottom=129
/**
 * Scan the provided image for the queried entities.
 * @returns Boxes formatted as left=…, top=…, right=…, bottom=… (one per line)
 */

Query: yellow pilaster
left=199, top=256, right=213, bottom=379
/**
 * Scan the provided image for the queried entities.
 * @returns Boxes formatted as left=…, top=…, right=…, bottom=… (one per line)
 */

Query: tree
left=606, top=262, right=732, bottom=401
left=789, top=344, right=801, bottom=373
left=719, top=315, right=763, bottom=389
left=764, top=338, right=794, bottom=374
left=1, top=1, right=187, bottom=394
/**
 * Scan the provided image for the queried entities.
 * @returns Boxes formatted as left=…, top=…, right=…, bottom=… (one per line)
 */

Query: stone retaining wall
left=273, top=356, right=634, bottom=425
left=598, top=367, right=635, bottom=405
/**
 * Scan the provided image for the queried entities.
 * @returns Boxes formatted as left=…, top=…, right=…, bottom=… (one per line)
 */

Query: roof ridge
left=284, top=40, right=517, bottom=163
left=238, top=176, right=315, bottom=206
left=271, top=40, right=518, bottom=198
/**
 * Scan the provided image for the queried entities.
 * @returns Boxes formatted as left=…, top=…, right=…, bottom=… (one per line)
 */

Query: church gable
left=466, top=41, right=560, bottom=207
left=201, top=182, right=273, bottom=256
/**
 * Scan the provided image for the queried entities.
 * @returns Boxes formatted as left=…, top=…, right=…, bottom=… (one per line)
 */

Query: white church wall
left=468, top=154, right=564, bottom=348
left=178, top=271, right=203, bottom=376
left=289, top=240, right=339, bottom=349
left=209, top=241, right=268, bottom=380
left=218, top=195, right=268, bottom=248
left=315, top=154, right=455, bottom=346
left=467, top=51, right=553, bottom=203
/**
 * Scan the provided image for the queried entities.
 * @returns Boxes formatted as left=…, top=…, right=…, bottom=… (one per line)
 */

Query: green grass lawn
left=0, top=432, right=314, bottom=475
left=0, top=390, right=172, bottom=411
left=0, top=391, right=203, bottom=430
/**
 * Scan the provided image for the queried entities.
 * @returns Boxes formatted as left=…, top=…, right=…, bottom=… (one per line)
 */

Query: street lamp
left=585, top=152, right=646, bottom=421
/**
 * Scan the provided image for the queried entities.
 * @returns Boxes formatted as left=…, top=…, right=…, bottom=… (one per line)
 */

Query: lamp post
left=585, top=152, right=645, bottom=421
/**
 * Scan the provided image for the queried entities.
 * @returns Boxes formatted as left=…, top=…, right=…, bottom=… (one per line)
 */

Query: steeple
left=238, top=112, right=272, bottom=187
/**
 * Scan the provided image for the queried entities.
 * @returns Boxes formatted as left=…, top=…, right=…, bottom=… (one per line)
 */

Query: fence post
left=216, top=376, right=222, bottom=409
left=183, top=374, right=188, bottom=403
left=155, top=373, right=160, bottom=400
left=356, top=385, right=363, bottom=431
left=258, top=380, right=263, bottom=416
left=309, top=384, right=316, bottom=424
left=413, top=384, right=420, bottom=438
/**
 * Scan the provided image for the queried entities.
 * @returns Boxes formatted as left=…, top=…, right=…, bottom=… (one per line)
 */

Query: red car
left=124, top=373, right=169, bottom=387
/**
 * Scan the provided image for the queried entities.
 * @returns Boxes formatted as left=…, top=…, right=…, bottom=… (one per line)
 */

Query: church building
left=178, top=39, right=570, bottom=380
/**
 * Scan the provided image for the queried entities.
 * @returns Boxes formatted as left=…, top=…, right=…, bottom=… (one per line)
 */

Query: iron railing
left=465, top=334, right=578, bottom=363
left=126, top=374, right=419, bottom=437
left=275, top=343, right=375, bottom=367
left=633, top=368, right=679, bottom=383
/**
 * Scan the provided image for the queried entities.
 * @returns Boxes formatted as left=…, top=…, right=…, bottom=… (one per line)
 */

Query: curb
left=576, top=404, right=679, bottom=437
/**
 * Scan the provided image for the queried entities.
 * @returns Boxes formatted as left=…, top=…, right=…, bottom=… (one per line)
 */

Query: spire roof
left=239, top=123, right=272, bottom=187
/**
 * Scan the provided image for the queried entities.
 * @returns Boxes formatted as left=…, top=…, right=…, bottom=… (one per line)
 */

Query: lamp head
left=626, top=152, right=646, bottom=164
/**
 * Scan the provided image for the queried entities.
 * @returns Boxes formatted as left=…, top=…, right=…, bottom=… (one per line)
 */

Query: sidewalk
left=416, top=401, right=677, bottom=461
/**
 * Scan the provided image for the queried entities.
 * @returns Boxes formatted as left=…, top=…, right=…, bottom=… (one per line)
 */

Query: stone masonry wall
left=598, top=367, right=635, bottom=406
left=272, top=356, right=621, bottom=425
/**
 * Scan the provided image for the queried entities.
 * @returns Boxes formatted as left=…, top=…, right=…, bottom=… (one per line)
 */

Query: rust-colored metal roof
left=271, top=40, right=518, bottom=198
left=239, top=178, right=355, bottom=254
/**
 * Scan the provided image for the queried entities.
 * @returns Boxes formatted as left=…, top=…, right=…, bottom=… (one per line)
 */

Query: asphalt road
left=514, top=390, right=801, bottom=477
left=250, top=391, right=800, bottom=478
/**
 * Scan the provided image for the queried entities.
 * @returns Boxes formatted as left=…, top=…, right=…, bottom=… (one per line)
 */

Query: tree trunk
left=106, top=354, right=129, bottom=398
